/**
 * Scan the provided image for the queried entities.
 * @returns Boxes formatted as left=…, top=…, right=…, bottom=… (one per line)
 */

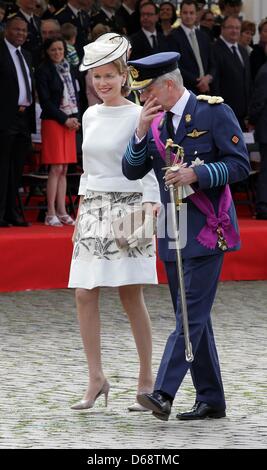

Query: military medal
left=217, top=226, right=228, bottom=251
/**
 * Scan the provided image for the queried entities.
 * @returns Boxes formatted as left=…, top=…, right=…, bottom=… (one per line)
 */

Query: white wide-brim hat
left=80, top=33, right=129, bottom=72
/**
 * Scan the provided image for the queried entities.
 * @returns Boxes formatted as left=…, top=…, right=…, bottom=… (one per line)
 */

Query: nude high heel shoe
left=71, top=380, right=110, bottom=410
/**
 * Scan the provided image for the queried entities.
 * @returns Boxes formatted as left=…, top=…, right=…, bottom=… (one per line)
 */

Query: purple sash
left=151, top=114, right=240, bottom=249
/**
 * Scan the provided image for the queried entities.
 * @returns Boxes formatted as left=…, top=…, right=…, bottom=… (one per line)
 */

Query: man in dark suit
left=249, top=62, right=267, bottom=220
left=213, top=15, right=251, bottom=130
left=213, top=0, right=243, bottom=39
left=90, top=0, right=126, bottom=35
left=55, top=0, right=91, bottom=60
left=116, top=0, right=140, bottom=36
left=129, top=2, right=169, bottom=60
left=13, top=0, right=42, bottom=67
left=0, top=16, right=35, bottom=227
left=169, top=0, right=216, bottom=95
left=122, top=52, right=250, bottom=421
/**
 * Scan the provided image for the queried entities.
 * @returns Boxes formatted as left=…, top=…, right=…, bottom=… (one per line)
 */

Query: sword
left=164, top=140, right=194, bottom=362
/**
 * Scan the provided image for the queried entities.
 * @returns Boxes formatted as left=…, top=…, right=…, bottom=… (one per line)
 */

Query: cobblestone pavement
left=0, top=282, right=266, bottom=449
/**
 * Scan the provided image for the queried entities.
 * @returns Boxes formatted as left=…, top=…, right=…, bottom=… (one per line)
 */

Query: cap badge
left=129, top=66, right=139, bottom=79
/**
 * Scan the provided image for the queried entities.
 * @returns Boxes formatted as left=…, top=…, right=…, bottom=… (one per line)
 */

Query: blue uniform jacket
left=122, top=92, right=250, bottom=261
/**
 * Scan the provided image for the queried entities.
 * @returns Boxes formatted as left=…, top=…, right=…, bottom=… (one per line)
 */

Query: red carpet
left=1, top=216, right=267, bottom=292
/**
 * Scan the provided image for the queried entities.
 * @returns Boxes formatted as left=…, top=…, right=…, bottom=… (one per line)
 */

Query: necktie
left=151, top=34, right=157, bottom=50
left=189, top=30, right=204, bottom=77
left=165, top=111, right=175, bottom=140
left=231, top=45, right=244, bottom=68
left=77, top=11, right=84, bottom=28
left=16, top=49, right=32, bottom=103
left=29, top=17, right=36, bottom=30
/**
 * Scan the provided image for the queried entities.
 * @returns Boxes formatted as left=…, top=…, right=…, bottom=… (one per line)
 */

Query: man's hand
left=165, top=167, right=198, bottom=187
left=196, top=75, right=211, bottom=93
left=136, top=96, right=162, bottom=139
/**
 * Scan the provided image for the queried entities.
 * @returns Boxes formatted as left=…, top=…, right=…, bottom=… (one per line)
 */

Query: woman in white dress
left=68, top=33, right=161, bottom=411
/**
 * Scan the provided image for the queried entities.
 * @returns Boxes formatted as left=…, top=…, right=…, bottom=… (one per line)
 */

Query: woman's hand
left=142, top=201, right=161, bottom=217
left=65, top=117, right=80, bottom=130
left=72, top=221, right=78, bottom=244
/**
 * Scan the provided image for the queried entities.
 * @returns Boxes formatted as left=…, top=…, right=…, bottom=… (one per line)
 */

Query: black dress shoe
left=137, top=392, right=172, bottom=421
left=0, top=220, right=10, bottom=227
left=7, top=218, right=30, bottom=227
left=176, top=401, right=226, bottom=420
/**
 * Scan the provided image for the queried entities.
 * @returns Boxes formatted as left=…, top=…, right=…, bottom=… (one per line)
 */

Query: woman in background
left=35, top=37, right=80, bottom=226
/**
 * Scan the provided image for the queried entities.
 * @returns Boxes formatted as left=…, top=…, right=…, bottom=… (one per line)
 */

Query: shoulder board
left=197, top=95, right=224, bottom=105
left=55, top=6, right=66, bottom=15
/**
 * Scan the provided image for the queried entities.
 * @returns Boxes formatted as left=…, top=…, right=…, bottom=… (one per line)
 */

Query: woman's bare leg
left=75, top=287, right=107, bottom=400
left=46, top=164, right=62, bottom=215
left=119, top=285, right=153, bottom=394
left=56, top=164, right=68, bottom=215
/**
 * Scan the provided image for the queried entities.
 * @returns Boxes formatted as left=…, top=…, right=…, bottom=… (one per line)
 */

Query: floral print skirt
left=68, top=190, right=158, bottom=289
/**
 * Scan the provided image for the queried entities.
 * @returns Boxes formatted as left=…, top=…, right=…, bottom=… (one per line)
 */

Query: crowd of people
left=0, top=0, right=265, bottom=421
left=0, top=1, right=267, bottom=226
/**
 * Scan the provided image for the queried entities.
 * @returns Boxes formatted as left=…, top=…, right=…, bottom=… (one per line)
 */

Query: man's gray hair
left=154, top=68, right=183, bottom=89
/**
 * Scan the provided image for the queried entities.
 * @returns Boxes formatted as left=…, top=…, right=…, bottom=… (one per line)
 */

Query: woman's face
left=159, top=4, right=174, bottom=22
left=47, top=41, right=65, bottom=63
left=240, top=30, right=254, bottom=47
left=92, top=63, right=126, bottom=104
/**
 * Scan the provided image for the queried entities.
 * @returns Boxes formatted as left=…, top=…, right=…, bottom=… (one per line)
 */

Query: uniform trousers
left=155, top=253, right=226, bottom=409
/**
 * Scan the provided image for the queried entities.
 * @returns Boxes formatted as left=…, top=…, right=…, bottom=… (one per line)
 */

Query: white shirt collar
left=142, top=28, right=157, bottom=40
left=180, top=23, right=196, bottom=38
left=19, top=9, right=34, bottom=22
left=68, top=3, right=79, bottom=16
left=167, top=88, right=191, bottom=132
left=122, top=3, right=134, bottom=15
left=101, top=7, right=115, bottom=19
left=4, top=38, right=20, bottom=53
left=170, top=88, right=191, bottom=117
left=220, top=36, right=239, bottom=50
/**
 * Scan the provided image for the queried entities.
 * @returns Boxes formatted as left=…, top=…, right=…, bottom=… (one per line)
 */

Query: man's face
left=5, top=19, right=28, bottom=47
left=139, top=80, right=169, bottom=109
left=221, top=17, right=241, bottom=43
left=0, top=7, right=5, bottom=22
left=180, top=3, right=197, bottom=29
left=140, top=4, right=158, bottom=31
left=41, top=21, right=60, bottom=40
left=19, top=0, right=38, bottom=11
left=225, top=3, right=242, bottom=16
left=101, top=0, right=118, bottom=9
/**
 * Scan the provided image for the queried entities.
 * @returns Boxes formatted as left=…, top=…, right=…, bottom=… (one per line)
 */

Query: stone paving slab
left=0, top=282, right=266, bottom=449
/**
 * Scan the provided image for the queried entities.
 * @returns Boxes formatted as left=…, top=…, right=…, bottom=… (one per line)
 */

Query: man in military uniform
left=122, top=52, right=250, bottom=421
left=55, top=0, right=91, bottom=59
